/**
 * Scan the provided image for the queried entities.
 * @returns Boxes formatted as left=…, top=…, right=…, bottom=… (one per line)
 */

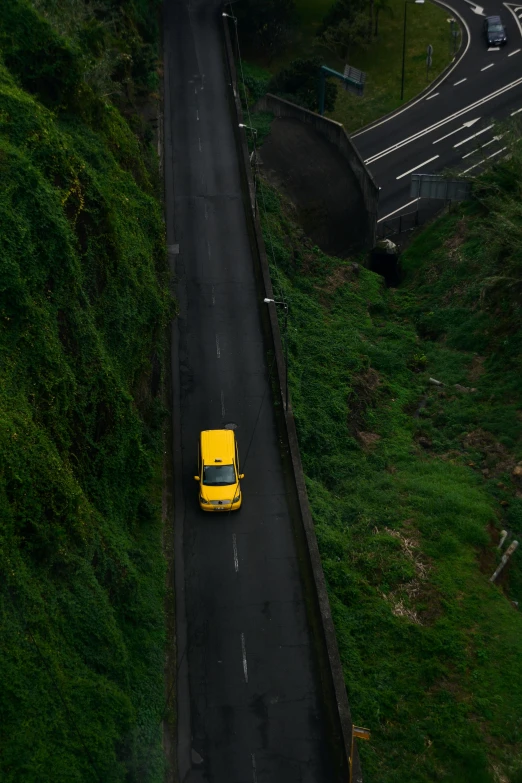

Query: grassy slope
left=255, top=167, right=522, bottom=781
left=246, top=0, right=456, bottom=131
left=0, top=3, right=170, bottom=781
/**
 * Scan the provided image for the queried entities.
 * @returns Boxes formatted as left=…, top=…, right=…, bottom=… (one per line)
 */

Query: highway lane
left=163, top=1, right=334, bottom=781
left=352, top=0, right=522, bottom=218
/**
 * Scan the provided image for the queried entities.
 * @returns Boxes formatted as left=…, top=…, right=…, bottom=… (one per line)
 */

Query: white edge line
left=396, top=155, right=439, bottom=180
left=352, top=0, right=471, bottom=138
left=241, top=633, right=248, bottom=682
left=377, top=198, right=419, bottom=223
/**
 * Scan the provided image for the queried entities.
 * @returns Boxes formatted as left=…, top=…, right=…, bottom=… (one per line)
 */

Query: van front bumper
left=199, top=497, right=242, bottom=512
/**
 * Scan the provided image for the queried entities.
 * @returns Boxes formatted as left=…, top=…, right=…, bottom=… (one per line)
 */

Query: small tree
left=317, top=15, right=369, bottom=62
left=235, top=0, right=296, bottom=59
left=374, top=0, right=394, bottom=36
left=268, top=57, right=337, bottom=113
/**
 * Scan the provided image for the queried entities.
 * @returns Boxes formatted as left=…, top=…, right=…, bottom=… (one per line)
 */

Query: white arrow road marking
left=462, top=146, right=507, bottom=174
left=364, top=75, right=522, bottom=165
left=396, top=155, right=439, bottom=180
left=454, top=123, right=494, bottom=147
left=462, top=134, right=503, bottom=157
left=433, top=117, right=480, bottom=143
left=464, top=0, right=485, bottom=14
left=377, top=199, right=420, bottom=223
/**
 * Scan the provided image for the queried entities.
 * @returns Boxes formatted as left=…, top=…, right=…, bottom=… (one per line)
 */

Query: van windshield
left=203, top=464, right=236, bottom=486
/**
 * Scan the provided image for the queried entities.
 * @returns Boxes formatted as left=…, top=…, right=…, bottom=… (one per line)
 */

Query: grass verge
left=254, top=160, right=522, bottom=782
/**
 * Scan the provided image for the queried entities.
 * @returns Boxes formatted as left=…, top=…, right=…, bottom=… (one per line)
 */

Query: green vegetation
left=255, top=140, right=522, bottom=781
left=241, top=0, right=456, bottom=131
left=0, top=1, right=170, bottom=781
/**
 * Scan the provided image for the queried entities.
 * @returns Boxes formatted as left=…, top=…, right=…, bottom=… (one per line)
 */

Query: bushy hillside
left=255, top=138, right=522, bottom=782
left=0, top=2, right=170, bottom=781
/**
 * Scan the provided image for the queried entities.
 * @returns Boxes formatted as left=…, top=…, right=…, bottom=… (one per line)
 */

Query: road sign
left=410, top=173, right=472, bottom=201
left=427, top=44, right=433, bottom=56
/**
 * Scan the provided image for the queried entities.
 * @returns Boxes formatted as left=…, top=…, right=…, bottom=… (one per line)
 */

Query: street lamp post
left=401, top=0, right=425, bottom=101
left=264, top=298, right=289, bottom=411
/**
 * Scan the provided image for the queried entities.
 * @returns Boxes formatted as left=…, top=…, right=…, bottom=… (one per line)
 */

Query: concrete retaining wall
left=256, top=93, right=379, bottom=249
left=222, top=18, right=363, bottom=783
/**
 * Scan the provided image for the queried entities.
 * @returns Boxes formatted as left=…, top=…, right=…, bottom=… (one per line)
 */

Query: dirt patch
left=348, top=368, right=381, bottom=436
left=467, top=355, right=486, bottom=382
left=259, top=117, right=368, bottom=257
left=461, top=429, right=516, bottom=477
left=443, top=216, right=468, bottom=255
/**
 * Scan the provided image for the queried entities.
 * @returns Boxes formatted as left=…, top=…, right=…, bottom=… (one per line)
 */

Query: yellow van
left=194, top=429, right=244, bottom=511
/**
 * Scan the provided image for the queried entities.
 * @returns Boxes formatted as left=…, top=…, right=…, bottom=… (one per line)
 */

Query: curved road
left=352, top=0, right=522, bottom=221
left=164, top=1, right=335, bottom=781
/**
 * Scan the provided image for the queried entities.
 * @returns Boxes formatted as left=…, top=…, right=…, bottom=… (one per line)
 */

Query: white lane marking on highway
left=511, top=107, right=522, bottom=114
left=221, top=390, right=225, bottom=418
left=212, top=284, right=215, bottom=304
left=433, top=117, right=480, bottom=143
left=251, top=753, right=257, bottom=783
left=454, top=123, right=494, bottom=147
left=363, top=76, right=522, bottom=165
left=454, top=77, right=467, bottom=85
left=462, top=134, right=503, bottom=158
left=216, top=335, right=221, bottom=358
left=241, top=633, right=248, bottom=683
left=481, top=63, right=495, bottom=70
left=352, top=2, right=471, bottom=138
left=509, top=47, right=522, bottom=55
left=198, top=137, right=202, bottom=152
left=426, top=92, right=439, bottom=100
left=462, top=145, right=507, bottom=173
left=232, top=533, right=239, bottom=572
left=464, top=0, right=485, bottom=14
left=396, top=155, right=439, bottom=180
left=196, top=110, right=199, bottom=121
left=377, top=199, right=419, bottom=223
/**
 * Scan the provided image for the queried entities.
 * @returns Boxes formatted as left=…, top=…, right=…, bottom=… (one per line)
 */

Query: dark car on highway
left=483, top=15, right=507, bottom=46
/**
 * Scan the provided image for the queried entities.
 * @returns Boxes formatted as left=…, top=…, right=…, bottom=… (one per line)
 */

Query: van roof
left=200, top=429, right=235, bottom=464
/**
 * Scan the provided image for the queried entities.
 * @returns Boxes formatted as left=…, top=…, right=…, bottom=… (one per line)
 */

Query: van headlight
left=234, top=493, right=240, bottom=503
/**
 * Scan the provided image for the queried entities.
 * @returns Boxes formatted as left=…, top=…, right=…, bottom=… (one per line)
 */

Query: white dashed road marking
left=454, top=123, right=494, bottom=147
left=216, top=335, right=220, bottom=358
left=462, top=145, right=507, bottom=174
left=377, top=198, right=419, bottom=223
left=454, top=77, right=467, bottom=86
left=241, top=634, right=248, bottom=683
left=232, top=533, right=239, bottom=572
left=426, top=92, right=439, bottom=100
left=481, top=63, right=495, bottom=71
left=509, top=48, right=521, bottom=55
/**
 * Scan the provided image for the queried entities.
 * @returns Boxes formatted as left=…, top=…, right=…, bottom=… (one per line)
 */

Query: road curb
left=222, top=11, right=363, bottom=783
left=351, top=0, right=470, bottom=139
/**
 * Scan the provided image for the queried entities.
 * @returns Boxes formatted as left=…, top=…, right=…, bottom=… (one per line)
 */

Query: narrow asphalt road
left=163, top=1, right=335, bottom=781
left=352, top=0, right=522, bottom=220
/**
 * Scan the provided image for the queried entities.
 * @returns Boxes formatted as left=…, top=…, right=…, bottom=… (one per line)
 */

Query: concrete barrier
left=222, top=17, right=363, bottom=783
left=256, top=93, right=379, bottom=249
